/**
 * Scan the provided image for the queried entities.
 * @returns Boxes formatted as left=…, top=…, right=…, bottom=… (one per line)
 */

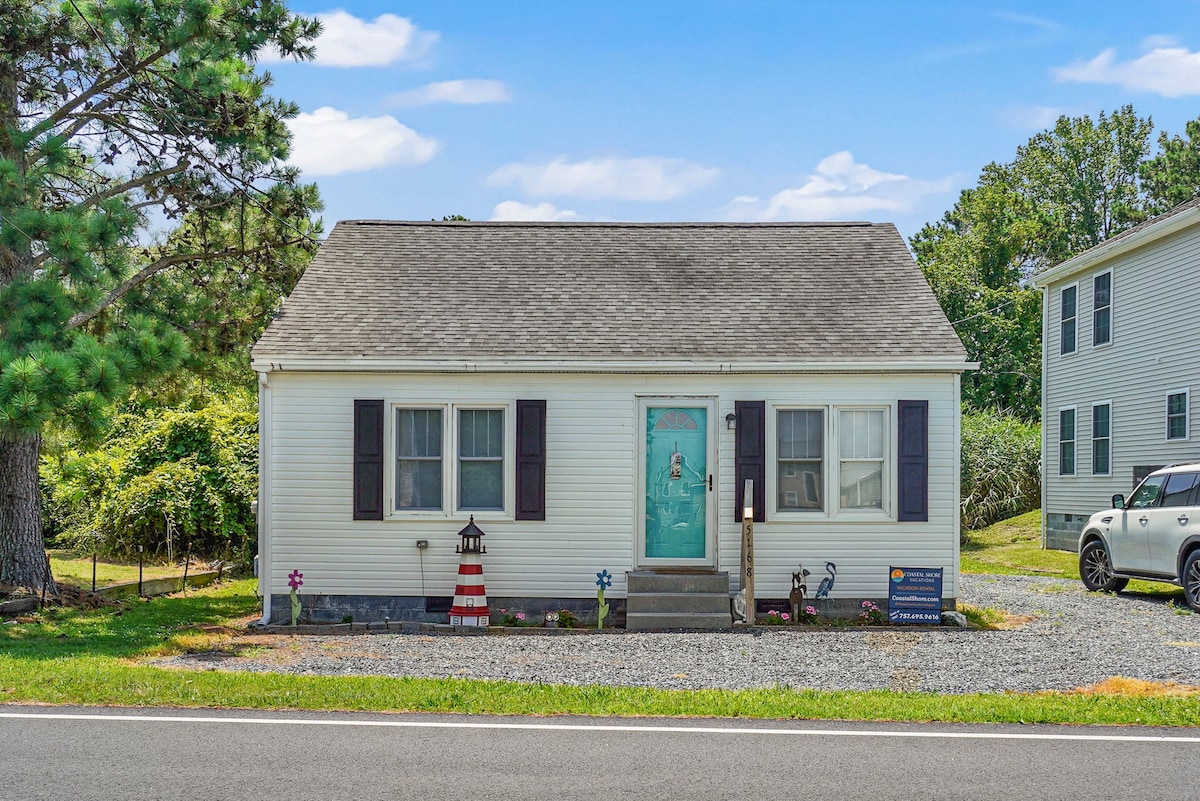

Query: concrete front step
left=626, top=591, right=731, bottom=615
left=625, top=611, right=733, bottom=630
left=626, top=570, right=731, bottom=594
left=624, top=570, right=732, bottom=630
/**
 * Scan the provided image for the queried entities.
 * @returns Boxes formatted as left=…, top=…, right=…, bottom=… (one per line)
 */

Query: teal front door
left=640, top=400, right=715, bottom=565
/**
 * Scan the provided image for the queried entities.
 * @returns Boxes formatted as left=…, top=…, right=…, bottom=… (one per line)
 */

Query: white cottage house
left=1034, top=199, right=1200, bottom=550
left=250, top=221, right=971, bottom=626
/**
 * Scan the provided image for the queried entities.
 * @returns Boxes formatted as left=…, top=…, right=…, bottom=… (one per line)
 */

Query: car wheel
left=1080, top=540, right=1129, bottom=593
left=1183, top=550, right=1200, bottom=613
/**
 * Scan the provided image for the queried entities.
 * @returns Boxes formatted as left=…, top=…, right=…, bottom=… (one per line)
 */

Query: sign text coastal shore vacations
left=888, top=567, right=943, bottom=624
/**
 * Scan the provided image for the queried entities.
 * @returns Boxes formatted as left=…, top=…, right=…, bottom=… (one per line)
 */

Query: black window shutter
left=353, top=399, right=385, bottom=520
left=734, top=401, right=766, bottom=523
left=897, top=400, right=929, bottom=522
left=515, top=400, right=547, bottom=521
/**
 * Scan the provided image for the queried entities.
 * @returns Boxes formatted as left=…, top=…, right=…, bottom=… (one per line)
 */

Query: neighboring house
left=1034, top=198, right=1200, bottom=550
left=250, top=221, right=971, bottom=625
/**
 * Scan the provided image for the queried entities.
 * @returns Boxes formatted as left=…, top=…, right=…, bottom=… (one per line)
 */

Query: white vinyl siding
left=1041, top=223, right=1200, bottom=535
left=259, top=370, right=961, bottom=602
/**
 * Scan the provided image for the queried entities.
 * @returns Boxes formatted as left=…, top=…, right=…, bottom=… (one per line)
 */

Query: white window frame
left=769, top=406, right=829, bottom=517
left=1090, top=401, right=1111, bottom=477
left=1166, top=389, right=1190, bottom=442
left=1058, top=406, right=1077, bottom=477
left=767, top=403, right=893, bottom=520
left=1092, top=271, right=1112, bottom=348
left=386, top=401, right=515, bottom=520
left=1059, top=283, right=1078, bottom=356
left=393, top=405, right=446, bottom=513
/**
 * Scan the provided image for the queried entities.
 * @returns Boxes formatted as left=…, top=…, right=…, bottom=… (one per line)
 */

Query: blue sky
left=261, top=2, right=1200, bottom=240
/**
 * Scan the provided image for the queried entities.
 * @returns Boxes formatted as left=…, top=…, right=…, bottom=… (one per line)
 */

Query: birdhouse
left=449, top=516, right=489, bottom=627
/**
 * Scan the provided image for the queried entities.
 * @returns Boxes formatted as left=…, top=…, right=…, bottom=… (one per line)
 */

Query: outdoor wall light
left=725, top=412, right=737, bottom=430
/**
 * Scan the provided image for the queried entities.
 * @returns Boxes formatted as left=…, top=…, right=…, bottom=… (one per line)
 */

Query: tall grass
left=961, top=409, right=1041, bottom=532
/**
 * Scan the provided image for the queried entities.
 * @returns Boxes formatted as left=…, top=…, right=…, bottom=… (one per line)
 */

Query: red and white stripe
left=449, top=552, right=489, bottom=626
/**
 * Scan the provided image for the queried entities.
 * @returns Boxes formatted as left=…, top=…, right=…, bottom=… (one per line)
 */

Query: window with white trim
left=1092, top=272, right=1111, bottom=346
left=777, top=409, right=824, bottom=511
left=395, top=408, right=443, bottom=510
left=1167, top=390, right=1189, bottom=441
left=1059, top=407, right=1076, bottom=476
left=1060, top=285, right=1077, bottom=355
left=838, top=408, right=885, bottom=510
left=773, top=405, right=891, bottom=516
left=457, top=408, right=504, bottom=510
left=391, top=404, right=510, bottom=515
left=1091, top=403, right=1110, bottom=476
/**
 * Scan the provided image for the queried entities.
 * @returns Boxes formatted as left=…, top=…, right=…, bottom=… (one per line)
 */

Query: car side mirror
left=1112, top=493, right=1125, bottom=509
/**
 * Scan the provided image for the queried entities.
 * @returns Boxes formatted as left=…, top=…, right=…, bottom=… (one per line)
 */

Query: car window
left=1128, top=474, right=1167, bottom=509
left=1160, top=472, right=1200, bottom=507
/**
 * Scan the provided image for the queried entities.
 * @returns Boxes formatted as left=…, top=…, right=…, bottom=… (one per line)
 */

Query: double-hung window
left=1060, top=285, right=1077, bottom=355
left=1092, top=272, right=1111, bottom=346
left=1091, top=403, right=1111, bottom=476
left=1059, top=408, right=1076, bottom=476
left=838, top=409, right=885, bottom=510
left=774, top=406, right=890, bottom=515
left=777, top=409, right=824, bottom=511
left=458, top=408, right=504, bottom=510
left=1167, top=391, right=1189, bottom=441
left=396, top=408, right=443, bottom=510
left=392, top=405, right=508, bottom=514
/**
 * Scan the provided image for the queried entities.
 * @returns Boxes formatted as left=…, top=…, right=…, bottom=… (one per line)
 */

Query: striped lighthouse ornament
left=449, top=516, right=489, bottom=627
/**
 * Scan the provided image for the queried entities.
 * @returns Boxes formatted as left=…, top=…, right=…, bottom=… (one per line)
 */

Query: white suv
left=1077, top=462, right=1200, bottom=612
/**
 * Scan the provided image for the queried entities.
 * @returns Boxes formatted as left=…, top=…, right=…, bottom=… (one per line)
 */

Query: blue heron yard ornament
left=815, top=562, right=837, bottom=600
left=595, top=569, right=612, bottom=629
left=287, top=570, right=303, bottom=626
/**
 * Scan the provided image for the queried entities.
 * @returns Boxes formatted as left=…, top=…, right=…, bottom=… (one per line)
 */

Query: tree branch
left=31, top=43, right=176, bottom=141
left=66, top=241, right=306, bottom=330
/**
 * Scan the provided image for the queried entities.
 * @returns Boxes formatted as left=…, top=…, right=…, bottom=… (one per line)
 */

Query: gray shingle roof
left=252, top=221, right=967, bottom=363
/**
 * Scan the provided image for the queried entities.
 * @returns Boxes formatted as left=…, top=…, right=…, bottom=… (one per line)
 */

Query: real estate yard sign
left=888, top=567, right=942, bottom=624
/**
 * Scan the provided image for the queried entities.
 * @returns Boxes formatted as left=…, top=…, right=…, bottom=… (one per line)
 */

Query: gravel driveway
left=161, top=574, right=1200, bottom=693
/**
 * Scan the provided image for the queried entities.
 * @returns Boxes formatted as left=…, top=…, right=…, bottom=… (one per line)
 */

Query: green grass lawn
left=2, top=576, right=1197, bottom=726
left=48, top=549, right=190, bottom=589
left=960, top=510, right=1186, bottom=600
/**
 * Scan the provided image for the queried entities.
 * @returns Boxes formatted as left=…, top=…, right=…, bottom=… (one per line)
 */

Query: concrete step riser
left=626, top=593, right=731, bottom=615
left=626, top=612, right=733, bottom=631
left=626, top=572, right=731, bottom=595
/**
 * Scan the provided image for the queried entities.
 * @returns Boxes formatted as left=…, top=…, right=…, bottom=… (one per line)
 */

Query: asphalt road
left=2, top=706, right=1198, bottom=801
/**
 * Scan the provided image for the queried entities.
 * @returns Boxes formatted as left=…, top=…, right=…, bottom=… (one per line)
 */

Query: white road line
left=1, top=711, right=1198, bottom=743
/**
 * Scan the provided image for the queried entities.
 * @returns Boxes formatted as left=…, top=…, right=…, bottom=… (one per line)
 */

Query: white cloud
left=1053, top=41, right=1200, bottom=97
left=727, top=151, right=958, bottom=221
left=287, top=107, right=438, bottom=176
left=262, top=11, right=438, bottom=68
left=489, top=201, right=579, bottom=221
left=389, top=80, right=510, bottom=106
left=487, top=156, right=720, bottom=201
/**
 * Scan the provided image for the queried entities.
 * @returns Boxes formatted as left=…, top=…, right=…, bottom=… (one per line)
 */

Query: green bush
left=961, top=409, right=1041, bottom=533
left=41, top=395, right=257, bottom=562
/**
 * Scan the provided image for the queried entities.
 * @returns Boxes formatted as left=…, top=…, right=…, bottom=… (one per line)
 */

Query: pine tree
left=0, top=0, right=321, bottom=591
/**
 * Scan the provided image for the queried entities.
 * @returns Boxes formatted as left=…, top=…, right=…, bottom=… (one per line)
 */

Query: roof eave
left=251, top=356, right=977, bottom=374
left=1032, top=204, right=1200, bottom=288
